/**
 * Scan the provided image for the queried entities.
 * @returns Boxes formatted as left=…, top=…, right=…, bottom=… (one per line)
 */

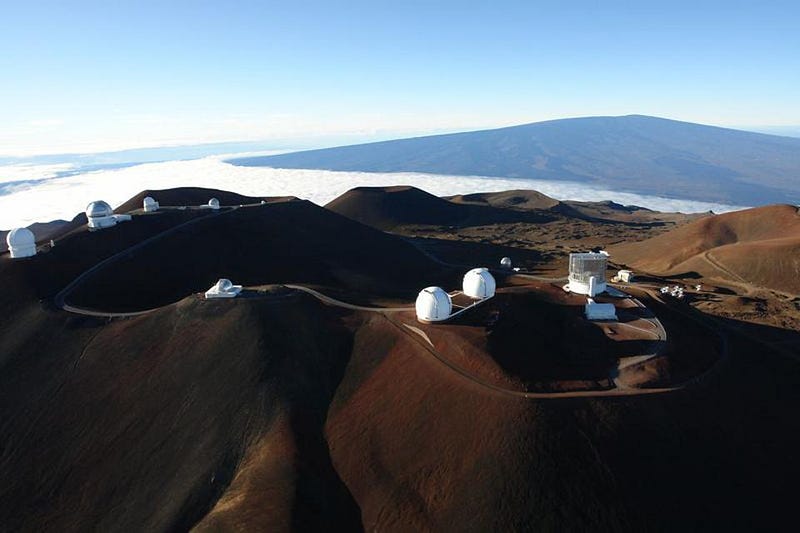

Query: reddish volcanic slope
left=325, top=186, right=552, bottom=231
left=1, top=187, right=800, bottom=531
left=448, top=189, right=702, bottom=225
left=448, top=189, right=562, bottom=210
left=611, top=204, right=800, bottom=292
left=63, top=199, right=456, bottom=312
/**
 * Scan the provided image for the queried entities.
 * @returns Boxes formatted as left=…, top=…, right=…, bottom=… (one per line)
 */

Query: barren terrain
left=1, top=186, right=798, bottom=531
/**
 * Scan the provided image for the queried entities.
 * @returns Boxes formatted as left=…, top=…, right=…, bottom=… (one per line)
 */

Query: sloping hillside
left=325, top=186, right=551, bottom=231
left=325, top=186, right=467, bottom=230
left=2, top=187, right=800, bottom=531
left=447, top=189, right=701, bottom=225
left=63, top=199, right=456, bottom=311
left=231, top=115, right=800, bottom=205
left=448, top=189, right=561, bottom=210
left=610, top=204, right=800, bottom=292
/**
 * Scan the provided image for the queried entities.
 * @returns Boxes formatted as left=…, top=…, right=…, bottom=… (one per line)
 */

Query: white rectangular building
left=584, top=298, right=617, bottom=321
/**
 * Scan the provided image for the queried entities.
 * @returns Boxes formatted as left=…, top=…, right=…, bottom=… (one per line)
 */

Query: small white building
left=462, top=268, right=496, bottom=300
left=6, top=228, right=37, bottom=258
left=585, top=298, right=617, bottom=321
left=500, top=257, right=512, bottom=269
left=415, top=286, right=452, bottom=322
left=207, top=198, right=220, bottom=210
left=143, top=196, right=159, bottom=212
left=566, top=252, right=609, bottom=297
left=85, top=201, right=132, bottom=229
left=615, top=269, right=634, bottom=283
left=204, top=278, right=243, bottom=299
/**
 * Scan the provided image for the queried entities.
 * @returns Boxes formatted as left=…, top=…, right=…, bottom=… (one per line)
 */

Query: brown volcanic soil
left=0, top=290, right=364, bottom=531
left=328, top=187, right=698, bottom=277
left=2, top=186, right=800, bottom=531
left=0, top=209, right=212, bottom=304
left=326, top=302, right=800, bottom=531
left=448, top=189, right=703, bottom=225
left=610, top=204, right=800, bottom=293
left=64, top=200, right=457, bottom=312
left=351, top=187, right=796, bottom=335
left=449, top=189, right=561, bottom=210
left=2, top=284, right=799, bottom=531
left=325, top=185, right=553, bottom=232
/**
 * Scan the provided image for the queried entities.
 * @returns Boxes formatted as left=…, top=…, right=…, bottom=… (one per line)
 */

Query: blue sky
left=1, top=0, right=798, bottom=155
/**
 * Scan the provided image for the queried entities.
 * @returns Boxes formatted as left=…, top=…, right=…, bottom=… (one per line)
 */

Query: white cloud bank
left=0, top=156, right=745, bottom=229
left=0, top=163, right=76, bottom=185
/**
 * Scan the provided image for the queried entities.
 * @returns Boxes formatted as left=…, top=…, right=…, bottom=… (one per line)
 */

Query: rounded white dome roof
left=215, top=278, right=233, bottom=291
left=143, top=196, right=156, bottom=205
left=415, top=286, right=452, bottom=321
left=463, top=267, right=496, bottom=299
left=500, top=257, right=512, bottom=268
left=7, top=227, right=35, bottom=248
left=208, top=198, right=220, bottom=208
left=86, top=200, right=113, bottom=219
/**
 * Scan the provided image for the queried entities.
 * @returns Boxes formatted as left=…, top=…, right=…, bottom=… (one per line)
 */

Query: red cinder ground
left=1, top=186, right=798, bottom=531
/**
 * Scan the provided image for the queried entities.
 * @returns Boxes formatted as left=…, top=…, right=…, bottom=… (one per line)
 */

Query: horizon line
left=2, top=114, right=800, bottom=160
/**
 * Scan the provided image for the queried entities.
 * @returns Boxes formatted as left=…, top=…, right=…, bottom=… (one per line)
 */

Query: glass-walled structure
left=567, top=252, right=608, bottom=296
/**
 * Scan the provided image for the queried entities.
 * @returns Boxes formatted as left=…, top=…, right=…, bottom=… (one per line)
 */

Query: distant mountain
left=230, top=115, right=800, bottom=206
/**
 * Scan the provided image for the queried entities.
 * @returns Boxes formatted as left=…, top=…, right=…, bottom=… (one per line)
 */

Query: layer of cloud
left=0, top=163, right=76, bottom=185
left=0, top=156, right=746, bottom=229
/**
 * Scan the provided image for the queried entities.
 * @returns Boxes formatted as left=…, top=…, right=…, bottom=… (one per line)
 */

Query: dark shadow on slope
left=403, top=235, right=549, bottom=270
left=64, top=201, right=457, bottom=312
left=486, top=293, right=616, bottom=383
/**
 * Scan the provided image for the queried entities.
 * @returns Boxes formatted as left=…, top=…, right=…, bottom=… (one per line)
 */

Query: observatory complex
left=415, top=267, right=496, bottom=322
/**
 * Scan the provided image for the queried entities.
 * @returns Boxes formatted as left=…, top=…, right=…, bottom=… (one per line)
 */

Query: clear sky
left=1, top=0, right=798, bottom=155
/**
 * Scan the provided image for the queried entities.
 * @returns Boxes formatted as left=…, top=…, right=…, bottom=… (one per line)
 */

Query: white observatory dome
left=86, top=200, right=113, bottom=219
left=85, top=200, right=120, bottom=229
left=500, top=257, right=512, bottom=269
left=143, top=196, right=159, bottom=212
left=6, top=227, right=36, bottom=258
left=415, top=286, right=452, bottom=322
left=205, top=277, right=243, bottom=299
left=208, top=198, right=220, bottom=210
left=215, top=278, right=233, bottom=292
left=462, top=267, right=496, bottom=299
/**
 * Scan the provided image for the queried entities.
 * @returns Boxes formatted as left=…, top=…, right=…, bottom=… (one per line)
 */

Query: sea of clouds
left=0, top=155, right=746, bottom=229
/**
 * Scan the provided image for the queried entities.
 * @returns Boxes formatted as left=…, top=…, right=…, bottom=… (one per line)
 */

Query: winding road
left=49, top=202, right=726, bottom=400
